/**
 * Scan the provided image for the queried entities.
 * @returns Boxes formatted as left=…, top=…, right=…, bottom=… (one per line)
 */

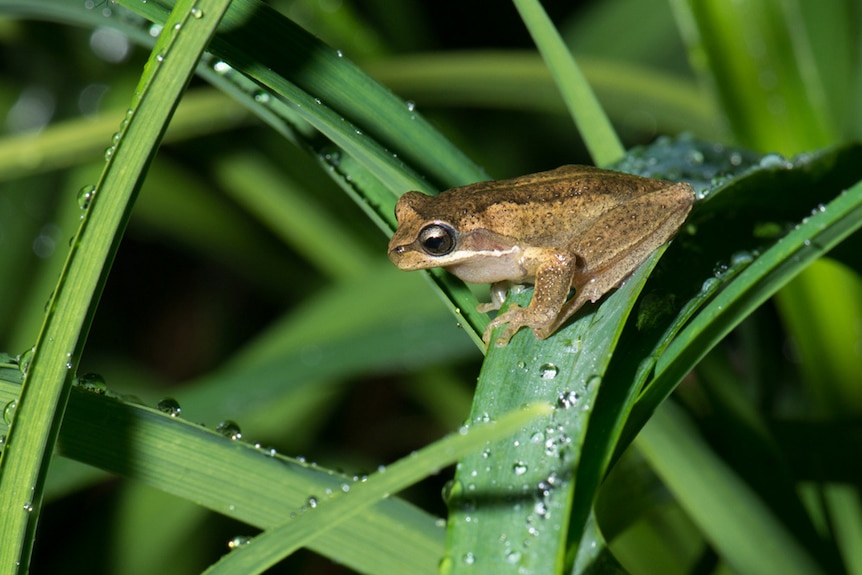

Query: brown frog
left=388, top=165, right=694, bottom=346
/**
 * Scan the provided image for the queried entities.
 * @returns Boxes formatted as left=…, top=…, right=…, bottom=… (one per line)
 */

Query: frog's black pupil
left=419, top=224, right=455, bottom=256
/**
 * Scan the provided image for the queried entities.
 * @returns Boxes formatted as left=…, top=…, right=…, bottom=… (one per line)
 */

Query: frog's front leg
left=477, top=281, right=528, bottom=313
left=482, top=250, right=576, bottom=346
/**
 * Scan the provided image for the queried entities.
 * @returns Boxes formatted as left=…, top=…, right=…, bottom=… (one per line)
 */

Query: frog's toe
left=477, top=301, right=501, bottom=313
left=483, top=306, right=525, bottom=346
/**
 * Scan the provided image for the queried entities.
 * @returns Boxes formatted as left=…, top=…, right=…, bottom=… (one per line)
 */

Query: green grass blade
left=45, top=386, right=450, bottom=575
left=567, top=139, right=862, bottom=572
left=0, top=89, right=249, bottom=181
left=637, top=401, right=825, bottom=575
left=443, top=253, right=660, bottom=574
left=512, top=0, right=624, bottom=166
left=774, top=258, right=862, bottom=412
left=670, top=0, right=836, bottom=153
left=201, top=403, right=552, bottom=575
left=0, top=0, right=231, bottom=571
left=632, top=174, right=862, bottom=439
left=117, top=0, right=486, bottom=192
left=368, top=52, right=716, bottom=138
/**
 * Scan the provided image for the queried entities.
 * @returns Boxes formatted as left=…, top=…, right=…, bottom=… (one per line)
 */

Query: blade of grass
left=367, top=52, right=716, bottom=137
left=0, top=0, right=231, bottom=572
left=669, top=0, right=835, bottom=154
left=637, top=401, right=825, bottom=575
left=568, top=140, right=862, bottom=571
left=774, top=258, right=862, bottom=413
left=201, top=403, right=553, bottom=575
left=115, top=0, right=487, bottom=195
left=0, top=89, right=249, bottom=181
left=512, top=0, right=624, bottom=166
left=443, top=251, right=661, bottom=575
left=43, top=386, right=447, bottom=575
left=630, top=176, right=862, bottom=443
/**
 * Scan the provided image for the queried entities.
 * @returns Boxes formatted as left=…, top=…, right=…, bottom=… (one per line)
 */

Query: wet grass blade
left=0, top=0, right=231, bottom=571
left=201, top=404, right=552, bottom=575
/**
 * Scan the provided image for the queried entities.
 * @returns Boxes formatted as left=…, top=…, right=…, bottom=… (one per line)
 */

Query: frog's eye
left=418, top=223, right=456, bottom=256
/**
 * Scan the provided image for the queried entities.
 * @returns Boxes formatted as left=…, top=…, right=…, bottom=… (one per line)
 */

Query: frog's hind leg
left=534, top=189, right=690, bottom=338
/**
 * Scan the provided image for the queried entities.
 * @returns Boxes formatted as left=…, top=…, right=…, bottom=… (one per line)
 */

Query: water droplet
left=321, top=148, right=341, bottom=166
left=227, top=535, right=252, bottom=550
left=307, top=495, right=318, bottom=508
left=557, top=390, right=578, bottom=409
left=759, top=153, right=788, bottom=169
left=104, top=145, right=115, bottom=161
left=506, top=550, right=522, bottom=564
left=335, top=49, right=344, bottom=58
left=254, top=443, right=277, bottom=456
left=730, top=251, right=754, bottom=267
left=213, top=60, right=232, bottom=75
left=22, top=502, right=33, bottom=513
left=4, top=399, right=17, bottom=424
left=539, top=363, right=558, bottom=379
left=190, top=6, right=203, bottom=18
left=701, top=276, right=720, bottom=293
left=534, top=501, right=549, bottom=518
left=462, top=551, right=476, bottom=565
left=216, top=420, right=242, bottom=440
left=253, top=91, right=270, bottom=104
left=406, top=100, right=415, bottom=112
left=513, top=462, right=528, bottom=476
left=77, top=184, right=97, bottom=209
left=17, top=347, right=34, bottom=375
left=340, top=483, right=351, bottom=493
left=564, top=338, right=581, bottom=354
left=157, top=397, right=182, bottom=417
left=76, top=372, right=107, bottom=394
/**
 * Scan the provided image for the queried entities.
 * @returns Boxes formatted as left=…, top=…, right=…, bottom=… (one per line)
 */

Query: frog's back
left=442, top=166, right=672, bottom=242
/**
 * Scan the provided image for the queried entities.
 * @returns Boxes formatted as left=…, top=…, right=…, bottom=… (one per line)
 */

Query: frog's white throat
left=442, top=246, right=528, bottom=284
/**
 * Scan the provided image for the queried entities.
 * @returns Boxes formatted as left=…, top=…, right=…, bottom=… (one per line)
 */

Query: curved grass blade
left=566, top=140, right=862, bottom=572
left=443, top=251, right=661, bottom=574
left=53, top=385, right=449, bottom=575
left=201, top=403, right=552, bottom=575
left=631, top=167, right=862, bottom=445
left=636, top=401, right=826, bottom=575
left=0, top=0, right=232, bottom=572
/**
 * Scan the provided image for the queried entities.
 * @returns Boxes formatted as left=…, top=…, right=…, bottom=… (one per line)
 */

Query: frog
left=387, top=165, right=695, bottom=346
